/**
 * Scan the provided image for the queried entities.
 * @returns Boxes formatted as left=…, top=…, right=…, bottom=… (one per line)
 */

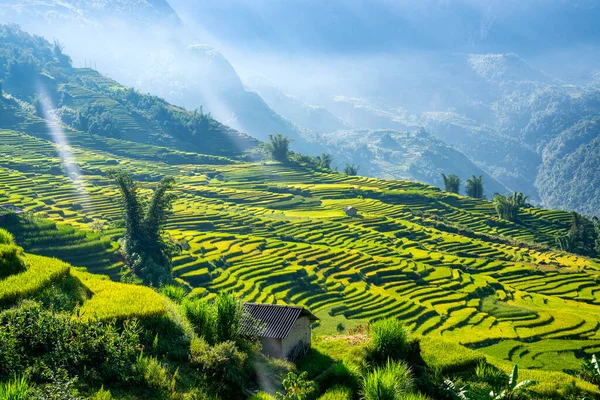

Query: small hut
left=240, top=303, right=318, bottom=360
left=344, top=206, right=358, bottom=217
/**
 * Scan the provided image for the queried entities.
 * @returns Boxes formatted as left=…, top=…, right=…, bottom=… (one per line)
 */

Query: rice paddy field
left=1, top=122, right=600, bottom=379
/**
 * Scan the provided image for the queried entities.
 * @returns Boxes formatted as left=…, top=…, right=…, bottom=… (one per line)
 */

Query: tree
left=441, top=174, right=461, bottom=194
left=465, top=175, right=485, bottom=199
left=493, top=192, right=529, bottom=222
left=268, top=134, right=293, bottom=162
left=109, top=170, right=177, bottom=286
left=316, top=153, right=333, bottom=169
left=556, top=212, right=599, bottom=258
left=344, top=164, right=359, bottom=176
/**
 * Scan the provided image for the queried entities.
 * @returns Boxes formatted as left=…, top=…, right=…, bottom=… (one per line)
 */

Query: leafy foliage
left=581, top=354, right=600, bottom=386
left=269, top=134, right=294, bottom=162
left=444, top=365, right=534, bottom=400
left=466, top=175, right=485, bottom=199
left=276, top=371, right=317, bottom=400
left=344, top=164, right=359, bottom=176
left=190, top=337, right=249, bottom=398
left=556, top=212, right=600, bottom=258
left=109, top=170, right=177, bottom=286
left=183, top=292, right=246, bottom=345
left=442, top=174, right=461, bottom=194
left=0, top=301, right=141, bottom=385
left=493, top=192, right=530, bottom=222
left=316, top=153, right=334, bottom=169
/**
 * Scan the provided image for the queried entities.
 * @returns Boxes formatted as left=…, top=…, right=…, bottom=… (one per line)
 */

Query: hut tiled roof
left=240, top=303, right=318, bottom=339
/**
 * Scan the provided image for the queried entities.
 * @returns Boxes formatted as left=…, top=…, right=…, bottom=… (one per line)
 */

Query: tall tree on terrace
left=441, top=173, right=461, bottom=194
left=493, top=192, right=530, bottom=222
left=344, top=164, right=359, bottom=176
left=465, top=175, right=485, bottom=199
left=109, top=170, right=177, bottom=286
left=556, top=212, right=599, bottom=258
left=316, top=153, right=333, bottom=169
left=268, top=134, right=293, bottom=162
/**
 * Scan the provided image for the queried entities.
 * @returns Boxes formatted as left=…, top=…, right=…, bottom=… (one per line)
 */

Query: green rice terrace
left=2, top=106, right=600, bottom=393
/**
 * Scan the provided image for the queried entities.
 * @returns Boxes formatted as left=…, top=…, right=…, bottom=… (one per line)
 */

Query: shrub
left=183, top=298, right=216, bottom=344
left=183, top=292, right=246, bottom=345
left=360, top=361, right=413, bottom=400
left=90, top=387, right=113, bottom=400
left=318, top=385, right=353, bottom=400
left=0, top=228, right=14, bottom=245
left=215, top=291, right=243, bottom=343
left=134, top=353, right=171, bottom=391
left=0, top=375, right=30, bottom=400
left=190, top=337, right=249, bottom=398
left=0, top=244, right=25, bottom=278
left=581, top=354, right=600, bottom=385
left=0, top=301, right=141, bottom=385
left=276, top=371, right=317, bottom=400
left=366, top=319, right=413, bottom=366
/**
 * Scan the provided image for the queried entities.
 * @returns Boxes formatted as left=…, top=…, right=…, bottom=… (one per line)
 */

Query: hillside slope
left=3, top=116, right=600, bottom=381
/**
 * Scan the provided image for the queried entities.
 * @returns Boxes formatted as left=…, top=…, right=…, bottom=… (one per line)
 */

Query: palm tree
left=441, top=173, right=461, bottom=194
left=316, top=153, right=333, bottom=169
left=344, top=164, right=359, bottom=176
left=465, top=175, right=485, bottom=199
left=268, top=134, right=293, bottom=162
left=493, top=192, right=529, bottom=222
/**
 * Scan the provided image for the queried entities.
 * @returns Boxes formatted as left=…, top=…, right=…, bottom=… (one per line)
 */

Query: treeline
left=267, top=133, right=359, bottom=176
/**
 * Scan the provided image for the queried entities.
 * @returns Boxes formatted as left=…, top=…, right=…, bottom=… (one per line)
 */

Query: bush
left=0, top=228, right=14, bottom=245
left=318, top=385, right=353, bottom=400
left=0, top=301, right=141, bottom=385
left=183, top=292, right=246, bottom=345
left=90, top=387, right=113, bottom=400
left=183, top=298, right=216, bottom=344
left=0, top=244, right=25, bottom=278
left=215, top=291, right=243, bottom=343
left=276, top=371, right=317, bottom=400
left=0, top=375, right=30, bottom=400
left=366, top=319, right=413, bottom=366
left=190, top=337, right=249, bottom=398
left=134, top=353, right=173, bottom=391
left=360, top=361, right=413, bottom=400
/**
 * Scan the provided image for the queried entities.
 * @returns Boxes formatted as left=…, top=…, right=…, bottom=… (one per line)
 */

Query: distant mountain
left=264, top=52, right=600, bottom=215
left=321, top=129, right=507, bottom=196
left=247, top=78, right=350, bottom=133
left=0, top=0, right=179, bottom=24
left=0, top=0, right=321, bottom=156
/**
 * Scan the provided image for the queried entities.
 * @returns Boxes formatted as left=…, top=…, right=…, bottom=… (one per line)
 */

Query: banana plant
left=444, top=365, right=534, bottom=400
left=581, top=354, right=600, bottom=385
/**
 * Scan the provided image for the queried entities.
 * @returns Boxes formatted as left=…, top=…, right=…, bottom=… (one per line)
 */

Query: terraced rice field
left=1, top=127, right=599, bottom=373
